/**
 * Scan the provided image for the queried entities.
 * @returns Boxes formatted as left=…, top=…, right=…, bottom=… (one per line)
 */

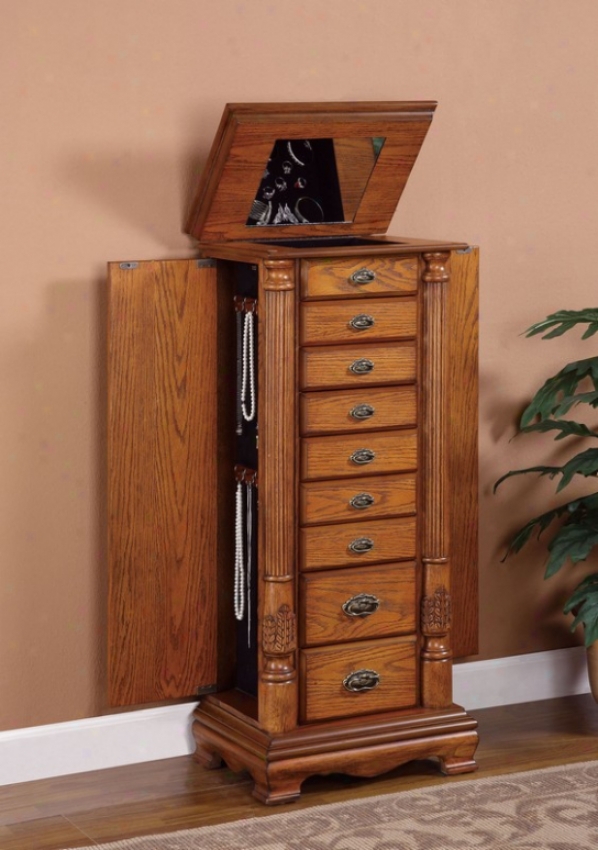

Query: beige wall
left=1, top=0, right=597, bottom=731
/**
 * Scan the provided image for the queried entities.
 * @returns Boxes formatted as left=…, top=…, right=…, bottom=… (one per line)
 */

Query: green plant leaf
left=564, top=573, right=598, bottom=613
left=545, top=518, right=598, bottom=577
left=519, top=420, right=598, bottom=441
left=556, top=448, right=598, bottom=492
left=500, top=500, right=584, bottom=559
left=525, top=309, right=598, bottom=339
left=565, top=574, right=598, bottom=646
left=493, top=466, right=562, bottom=493
left=552, top=390, right=598, bottom=418
left=520, top=358, right=598, bottom=426
left=500, top=495, right=598, bottom=566
left=582, top=322, right=598, bottom=340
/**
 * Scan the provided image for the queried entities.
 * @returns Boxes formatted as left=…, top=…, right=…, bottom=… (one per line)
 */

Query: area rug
left=65, top=761, right=598, bottom=849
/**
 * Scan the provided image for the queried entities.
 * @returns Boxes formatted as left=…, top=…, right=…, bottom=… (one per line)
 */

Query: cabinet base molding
left=192, top=695, right=478, bottom=804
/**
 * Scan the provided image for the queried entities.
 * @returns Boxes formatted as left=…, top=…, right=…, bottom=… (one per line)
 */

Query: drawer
left=300, top=473, right=416, bottom=525
left=300, top=636, right=418, bottom=722
left=300, top=386, right=417, bottom=436
left=300, top=516, right=416, bottom=572
left=299, top=563, right=417, bottom=647
left=301, top=429, right=417, bottom=481
left=300, top=342, right=416, bottom=391
left=301, top=256, right=418, bottom=300
left=300, top=297, right=417, bottom=346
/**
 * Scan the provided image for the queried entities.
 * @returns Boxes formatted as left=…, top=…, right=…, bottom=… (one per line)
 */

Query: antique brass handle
left=350, top=448, right=376, bottom=465
left=348, top=537, right=375, bottom=554
left=349, top=492, right=375, bottom=510
left=349, top=268, right=377, bottom=285
left=349, top=314, right=375, bottom=331
left=350, top=403, right=375, bottom=420
left=342, top=593, right=380, bottom=617
left=343, top=669, right=381, bottom=692
left=349, top=358, right=374, bottom=374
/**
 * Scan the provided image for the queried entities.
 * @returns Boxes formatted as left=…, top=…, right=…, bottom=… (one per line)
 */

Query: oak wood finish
left=107, top=260, right=223, bottom=706
left=301, top=429, right=417, bottom=481
left=300, top=341, right=416, bottom=390
left=300, top=516, right=417, bottom=572
left=301, top=256, right=418, bottom=299
left=448, top=247, right=479, bottom=658
left=300, top=472, right=416, bottom=525
left=420, top=252, right=452, bottom=710
left=193, top=695, right=476, bottom=804
left=185, top=103, right=436, bottom=243
left=257, top=259, right=298, bottom=734
left=300, top=385, right=417, bottom=436
left=299, top=636, right=418, bottom=722
left=107, top=103, right=480, bottom=807
left=299, top=562, right=417, bottom=645
left=300, top=296, right=417, bottom=345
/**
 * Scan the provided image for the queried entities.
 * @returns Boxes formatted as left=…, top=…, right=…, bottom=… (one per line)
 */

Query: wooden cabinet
left=107, top=102, right=479, bottom=804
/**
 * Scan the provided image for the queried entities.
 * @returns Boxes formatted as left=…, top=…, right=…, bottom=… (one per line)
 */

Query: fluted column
left=420, top=252, right=453, bottom=709
left=257, top=259, right=298, bottom=733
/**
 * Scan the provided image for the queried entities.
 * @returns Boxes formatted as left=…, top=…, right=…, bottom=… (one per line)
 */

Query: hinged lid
left=185, top=101, right=437, bottom=243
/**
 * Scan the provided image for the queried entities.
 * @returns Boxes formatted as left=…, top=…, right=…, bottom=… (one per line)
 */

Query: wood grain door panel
left=107, top=259, right=231, bottom=706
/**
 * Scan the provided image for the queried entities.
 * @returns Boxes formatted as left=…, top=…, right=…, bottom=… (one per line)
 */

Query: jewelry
left=234, top=481, right=245, bottom=621
left=248, top=199, right=269, bottom=222
left=282, top=161, right=292, bottom=174
left=286, top=139, right=313, bottom=167
left=246, top=481, right=253, bottom=646
left=256, top=200, right=272, bottom=225
left=294, top=196, right=324, bottom=224
left=241, top=310, right=256, bottom=422
left=294, top=177, right=307, bottom=189
left=274, top=177, right=287, bottom=192
left=272, top=203, right=300, bottom=225
left=262, top=186, right=275, bottom=200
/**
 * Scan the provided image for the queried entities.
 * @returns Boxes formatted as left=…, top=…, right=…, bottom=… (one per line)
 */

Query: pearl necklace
left=241, top=310, right=256, bottom=423
left=234, top=477, right=254, bottom=646
left=234, top=481, right=245, bottom=621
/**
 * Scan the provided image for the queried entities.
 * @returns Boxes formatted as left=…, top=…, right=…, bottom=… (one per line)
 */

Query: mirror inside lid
left=185, top=102, right=437, bottom=243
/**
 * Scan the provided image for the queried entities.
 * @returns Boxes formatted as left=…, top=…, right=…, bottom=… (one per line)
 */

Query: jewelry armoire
left=107, top=102, right=479, bottom=804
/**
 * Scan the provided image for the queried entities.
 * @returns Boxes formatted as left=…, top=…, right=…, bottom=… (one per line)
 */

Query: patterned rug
left=66, top=761, right=598, bottom=849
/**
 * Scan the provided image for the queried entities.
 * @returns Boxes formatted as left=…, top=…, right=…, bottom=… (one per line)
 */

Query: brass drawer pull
left=350, top=403, right=375, bottom=420
left=342, top=593, right=380, bottom=617
left=349, top=537, right=374, bottom=554
left=343, top=669, right=381, bottom=692
left=349, top=358, right=374, bottom=374
left=349, top=314, right=375, bottom=331
left=350, top=492, right=375, bottom=510
left=350, top=268, right=377, bottom=285
left=350, top=448, right=376, bottom=465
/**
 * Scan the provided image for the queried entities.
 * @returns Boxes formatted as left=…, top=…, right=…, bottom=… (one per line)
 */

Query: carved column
left=421, top=252, right=453, bottom=709
left=257, top=259, right=298, bottom=733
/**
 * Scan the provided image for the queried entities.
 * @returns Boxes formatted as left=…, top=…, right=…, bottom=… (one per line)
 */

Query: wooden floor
left=1, top=694, right=598, bottom=849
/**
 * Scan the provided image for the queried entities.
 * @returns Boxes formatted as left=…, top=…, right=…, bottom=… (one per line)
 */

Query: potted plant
left=495, top=308, right=598, bottom=700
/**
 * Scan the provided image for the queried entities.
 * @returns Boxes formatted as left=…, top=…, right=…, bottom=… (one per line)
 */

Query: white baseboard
left=0, top=647, right=591, bottom=787
left=453, top=645, right=590, bottom=710
left=0, top=702, right=197, bottom=787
